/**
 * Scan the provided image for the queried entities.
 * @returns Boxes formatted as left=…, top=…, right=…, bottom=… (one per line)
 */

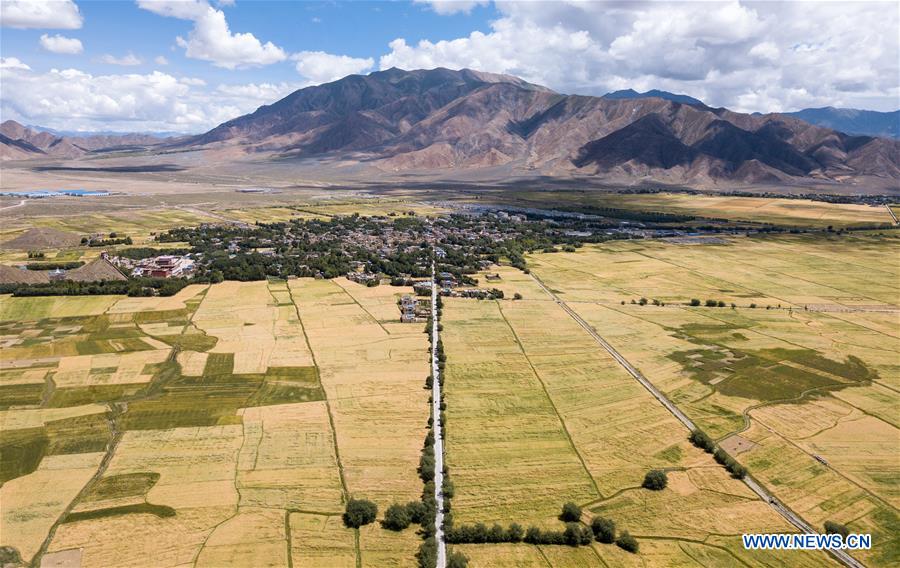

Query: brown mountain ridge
left=172, top=68, right=899, bottom=185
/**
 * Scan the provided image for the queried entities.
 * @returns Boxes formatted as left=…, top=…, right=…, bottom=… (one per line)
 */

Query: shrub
left=642, top=469, right=668, bottom=490
left=717, top=300, right=726, bottom=307
left=564, top=523, right=589, bottom=546
left=749, top=303, right=757, bottom=308
left=488, top=523, right=506, bottom=543
left=416, top=537, right=436, bottom=568
left=343, top=499, right=377, bottom=528
left=513, top=292, right=523, bottom=300
left=638, top=297, right=648, bottom=306
left=591, top=516, right=616, bottom=543
left=406, top=501, right=427, bottom=524
left=506, top=523, right=524, bottom=542
left=525, top=526, right=542, bottom=544
left=447, top=551, right=469, bottom=568
left=690, top=298, right=701, bottom=306
left=382, top=503, right=411, bottom=531
left=616, top=531, right=639, bottom=553
left=824, top=521, right=850, bottom=539
left=705, top=299, right=718, bottom=307
left=560, top=502, right=582, bottom=522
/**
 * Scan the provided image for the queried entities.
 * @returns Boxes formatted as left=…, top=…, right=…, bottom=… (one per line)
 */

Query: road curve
left=0, top=199, right=26, bottom=211
left=431, top=263, right=447, bottom=568
left=528, top=272, right=864, bottom=568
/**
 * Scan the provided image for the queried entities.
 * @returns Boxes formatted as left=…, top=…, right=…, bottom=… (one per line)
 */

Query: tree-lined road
left=431, top=263, right=447, bottom=568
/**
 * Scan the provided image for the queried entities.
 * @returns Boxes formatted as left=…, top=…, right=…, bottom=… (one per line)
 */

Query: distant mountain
left=171, top=68, right=897, bottom=185
left=781, top=107, right=899, bottom=139
left=0, top=120, right=170, bottom=160
left=602, top=89, right=704, bottom=106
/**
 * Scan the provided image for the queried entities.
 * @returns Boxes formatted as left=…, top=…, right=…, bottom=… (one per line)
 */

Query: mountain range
left=3, top=68, right=898, bottom=187
left=0, top=121, right=170, bottom=160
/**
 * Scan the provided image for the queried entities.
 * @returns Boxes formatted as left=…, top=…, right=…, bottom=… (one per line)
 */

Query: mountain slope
left=783, top=107, right=899, bottom=139
left=602, top=89, right=704, bottom=106
left=172, top=69, right=900, bottom=185
left=0, top=120, right=170, bottom=160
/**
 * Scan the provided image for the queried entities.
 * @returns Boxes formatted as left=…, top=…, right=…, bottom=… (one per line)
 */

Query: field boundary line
left=286, top=282, right=360, bottom=568
left=495, top=301, right=604, bottom=501
left=526, top=271, right=865, bottom=568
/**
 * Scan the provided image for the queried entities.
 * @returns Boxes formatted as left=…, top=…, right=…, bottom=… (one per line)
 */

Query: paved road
left=528, top=272, right=865, bottom=568
left=431, top=263, right=447, bottom=568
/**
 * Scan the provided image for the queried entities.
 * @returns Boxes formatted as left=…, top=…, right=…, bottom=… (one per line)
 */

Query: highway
left=528, top=272, right=865, bottom=568
left=431, top=263, right=447, bottom=568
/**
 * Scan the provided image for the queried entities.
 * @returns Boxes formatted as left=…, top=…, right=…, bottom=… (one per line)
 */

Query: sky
left=1, top=0, right=898, bottom=134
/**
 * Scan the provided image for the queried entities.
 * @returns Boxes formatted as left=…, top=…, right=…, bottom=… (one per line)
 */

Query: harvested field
left=525, top=234, right=899, bottom=566
left=290, top=278, right=430, bottom=564
left=507, top=191, right=895, bottom=228
left=440, top=291, right=828, bottom=565
left=0, top=452, right=105, bottom=564
left=0, top=278, right=429, bottom=567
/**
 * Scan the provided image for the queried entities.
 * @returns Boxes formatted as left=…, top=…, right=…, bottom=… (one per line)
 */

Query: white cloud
left=39, top=33, right=83, bottom=54
left=292, top=51, right=374, bottom=83
left=381, top=0, right=900, bottom=112
left=101, top=53, right=143, bottom=66
left=138, top=0, right=286, bottom=69
left=414, top=0, right=488, bottom=15
left=0, top=0, right=82, bottom=29
left=0, top=57, right=31, bottom=70
left=0, top=63, right=299, bottom=133
left=154, top=55, right=169, bottom=65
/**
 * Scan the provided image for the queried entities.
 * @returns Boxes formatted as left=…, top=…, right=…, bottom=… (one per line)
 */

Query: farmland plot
left=526, top=234, right=899, bottom=567
left=440, top=293, right=830, bottom=566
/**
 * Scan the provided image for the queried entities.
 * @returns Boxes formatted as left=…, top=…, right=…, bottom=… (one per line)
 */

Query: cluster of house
left=111, top=254, right=196, bottom=278
left=399, top=294, right=432, bottom=323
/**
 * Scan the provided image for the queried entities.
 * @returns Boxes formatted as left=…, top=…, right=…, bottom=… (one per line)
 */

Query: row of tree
left=689, top=430, right=748, bottom=478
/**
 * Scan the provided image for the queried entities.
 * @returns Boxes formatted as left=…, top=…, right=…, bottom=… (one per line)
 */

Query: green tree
left=563, top=523, right=584, bottom=546
left=642, top=469, right=668, bottom=490
left=343, top=498, right=377, bottom=528
left=406, top=501, right=427, bottom=524
left=560, top=502, right=582, bottom=522
left=591, top=516, right=616, bottom=543
left=824, top=521, right=850, bottom=539
left=382, top=503, right=411, bottom=531
left=447, top=551, right=469, bottom=568
left=616, top=531, right=639, bottom=553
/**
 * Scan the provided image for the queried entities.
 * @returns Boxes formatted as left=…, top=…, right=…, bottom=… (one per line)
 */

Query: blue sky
left=1, top=0, right=897, bottom=133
